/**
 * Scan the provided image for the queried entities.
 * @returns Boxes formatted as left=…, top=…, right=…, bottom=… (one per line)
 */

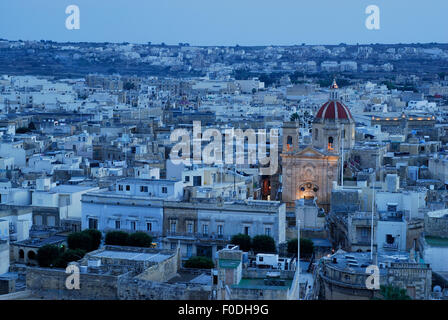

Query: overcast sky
left=1, top=0, right=447, bottom=46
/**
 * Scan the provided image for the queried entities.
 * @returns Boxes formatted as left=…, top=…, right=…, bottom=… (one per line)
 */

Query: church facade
left=281, top=80, right=355, bottom=212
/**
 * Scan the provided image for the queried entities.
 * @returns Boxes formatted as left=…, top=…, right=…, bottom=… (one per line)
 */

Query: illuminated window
left=286, top=136, right=293, bottom=151
left=328, top=136, right=334, bottom=150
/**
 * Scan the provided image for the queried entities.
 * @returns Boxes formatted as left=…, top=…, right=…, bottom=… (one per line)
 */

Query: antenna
left=370, top=154, right=377, bottom=261
left=340, top=124, right=344, bottom=187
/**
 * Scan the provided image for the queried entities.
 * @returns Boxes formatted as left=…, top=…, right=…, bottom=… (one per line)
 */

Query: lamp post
left=297, top=218, right=301, bottom=300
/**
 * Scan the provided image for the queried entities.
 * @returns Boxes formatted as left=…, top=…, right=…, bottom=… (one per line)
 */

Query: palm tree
left=290, top=112, right=300, bottom=122
left=374, top=285, right=411, bottom=300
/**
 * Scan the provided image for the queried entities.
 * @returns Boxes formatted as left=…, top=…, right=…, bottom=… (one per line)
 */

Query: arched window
left=314, top=128, right=318, bottom=140
left=286, top=136, right=293, bottom=151
left=328, top=136, right=334, bottom=150
left=27, top=250, right=36, bottom=260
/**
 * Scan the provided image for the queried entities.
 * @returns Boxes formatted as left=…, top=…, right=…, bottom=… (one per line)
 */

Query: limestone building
left=281, top=80, right=355, bottom=212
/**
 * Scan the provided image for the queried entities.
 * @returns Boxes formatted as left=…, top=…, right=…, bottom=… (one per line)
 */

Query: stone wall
left=117, top=278, right=211, bottom=300
left=136, top=250, right=179, bottom=282
left=26, top=267, right=120, bottom=300
left=425, top=214, right=448, bottom=238
left=0, top=240, right=9, bottom=274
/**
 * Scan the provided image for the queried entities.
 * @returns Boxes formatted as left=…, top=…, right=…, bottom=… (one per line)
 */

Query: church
left=281, top=80, right=355, bottom=212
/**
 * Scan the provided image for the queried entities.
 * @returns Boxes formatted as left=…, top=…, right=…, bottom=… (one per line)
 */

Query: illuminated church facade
left=281, top=80, right=355, bottom=212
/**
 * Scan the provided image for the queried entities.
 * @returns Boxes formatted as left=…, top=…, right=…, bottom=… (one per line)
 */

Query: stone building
left=161, top=199, right=286, bottom=260
left=25, top=246, right=212, bottom=300
left=315, top=250, right=432, bottom=300
left=281, top=80, right=355, bottom=213
left=216, top=246, right=299, bottom=300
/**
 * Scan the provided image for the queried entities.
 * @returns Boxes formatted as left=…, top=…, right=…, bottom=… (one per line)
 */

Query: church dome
left=315, top=100, right=353, bottom=121
left=314, top=79, right=354, bottom=123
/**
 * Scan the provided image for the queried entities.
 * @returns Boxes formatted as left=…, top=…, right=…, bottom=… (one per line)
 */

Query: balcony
left=164, top=231, right=231, bottom=242
left=383, top=242, right=398, bottom=250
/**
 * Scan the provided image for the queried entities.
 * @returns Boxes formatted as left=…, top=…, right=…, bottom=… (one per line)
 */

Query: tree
left=82, top=229, right=102, bottom=251
left=15, top=127, right=31, bottom=134
left=123, top=82, right=135, bottom=90
left=128, top=232, right=153, bottom=248
left=375, top=285, right=411, bottom=300
left=231, top=234, right=252, bottom=252
left=184, top=256, right=214, bottom=269
left=68, top=232, right=92, bottom=252
left=252, top=235, right=277, bottom=254
left=287, top=238, right=314, bottom=258
left=68, top=229, right=101, bottom=252
left=61, top=248, right=86, bottom=265
left=37, top=245, right=63, bottom=267
left=105, top=231, right=129, bottom=246
left=290, top=112, right=300, bottom=122
left=28, top=122, right=36, bottom=130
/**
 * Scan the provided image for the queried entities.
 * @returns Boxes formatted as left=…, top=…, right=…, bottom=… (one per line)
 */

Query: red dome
left=315, top=100, right=353, bottom=121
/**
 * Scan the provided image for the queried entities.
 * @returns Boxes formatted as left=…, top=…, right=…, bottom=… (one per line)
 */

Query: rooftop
left=425, top=236, right=448, bottom=247
left=89, top=249, right=172, bottom=263
left=231, top=278, right=293, bottom=291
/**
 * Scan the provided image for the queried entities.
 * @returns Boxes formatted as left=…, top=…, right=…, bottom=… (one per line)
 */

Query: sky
left=1, top=0, right=447, bottom=46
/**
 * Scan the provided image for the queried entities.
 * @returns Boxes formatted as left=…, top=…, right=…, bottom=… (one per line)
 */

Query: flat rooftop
left=425, top=236, right=448, bottom=247
left=232, top=278, right=293, bottom=291
left=90, top=250, right=172, bottom=263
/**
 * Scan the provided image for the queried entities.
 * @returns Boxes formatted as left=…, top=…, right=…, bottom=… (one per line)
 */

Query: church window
left=328, top=136, right=334, bottom=150
left=286, top=136, right=293, bottom=151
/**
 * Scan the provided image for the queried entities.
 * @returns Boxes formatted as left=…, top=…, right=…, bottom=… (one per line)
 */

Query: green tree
left=105, top=231, right=130, bottom=246
left=128, top=232, right=153, bottom=248
left=82, top=229, right=102, bottom=251
left=68, top=229, right=101, bottom=252
left=123, top=82, right=135, bottom=90
left=290, top=112, right=300, bottom=122
left=61, top=248, right=86, bottom=265
left=252, top=235, right=277, bottom=254
left=375, top=285, right=411, bottom=300
left=231, top=234, right=252, bottom=252
left=184, top=256, right=214, bottom=269
left=68, top=232, right=92, bottom=252
left=287, top=238, right=314, bottom=258
left=37, top=245, right=63, bottom=267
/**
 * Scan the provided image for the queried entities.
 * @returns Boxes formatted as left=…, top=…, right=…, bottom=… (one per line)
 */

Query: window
left=217, top=225, right=223, bottom=236
left=286, top=136, right=293, bottom=151
left=140, top=186, right=148, bottom=192
left=146, top=222, right=152, bottom=232
left=186, top=244, right=193, bottom=257
left=170, top=220, right=177, bottom=233
left=126, top=185, right=130, bottom=191
left=88, top=218, right=98, bottom=230
left=130, top=221, right=136, bottom=231
left=244, top=226, right=250, bottom=236
left=203, top=224, right=209, bottom=235
left=187, top=222, right=193, bottom=234
left=193, top=176, right=202, bottom=186
left=184, top=176, right=190, bottom=182
left=162, top=187, right=168, bottom=194
left=386, top=234, right=395, bottom=244
left=115, top=220, right=121, bottom=229
left=170, top=242, right=177, bottom=250
left=314, top=128, right=318, bottom=140
left=328, top=136, right=334, bottom=150
left=265, top=227, right=271, bottom=237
